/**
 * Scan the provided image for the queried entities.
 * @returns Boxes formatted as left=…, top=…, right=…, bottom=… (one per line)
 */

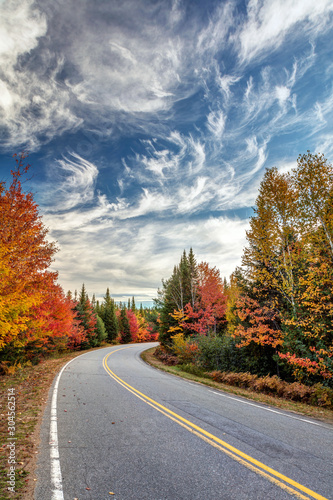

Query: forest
left=1, top=152, right=332, bottom=393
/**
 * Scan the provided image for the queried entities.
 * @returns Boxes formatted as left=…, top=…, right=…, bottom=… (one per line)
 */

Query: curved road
left=35, top=343, right=333, bottom=500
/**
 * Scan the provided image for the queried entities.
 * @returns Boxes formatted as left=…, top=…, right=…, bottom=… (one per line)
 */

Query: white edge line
left=208, top=390, right=328, bottom=428
left=49, top=350, right=99, bottom=500
left=49, top=359, right=72, bottom=500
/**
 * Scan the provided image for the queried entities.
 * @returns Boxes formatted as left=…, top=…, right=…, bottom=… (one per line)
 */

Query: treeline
left=72, top=283, right=159, bottom=347
left=1, top=151, right=332, bottom=387
left=0, top=154, right=157, bottom=373
left=0, top=154, right=86, bottom=372
left=156, top=152, right=333, bottom=388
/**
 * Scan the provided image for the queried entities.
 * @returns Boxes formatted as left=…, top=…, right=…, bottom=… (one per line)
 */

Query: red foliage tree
left=0, top=153, right=86, bottom=357
left=184, top=262, right=227, bottom=335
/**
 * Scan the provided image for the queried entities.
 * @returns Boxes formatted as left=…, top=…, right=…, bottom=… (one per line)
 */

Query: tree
left=100, top=288, right=118, bottom=342
left=293, top=151, right=333, bottom=260
left=234, top=153, right=333, bottom=384
left=0, top=154, right=58, bottom=350
left=157, top=249, right=199, bottom=345
left=0, top=154, right=89, bottom=363
left=75, top=284, right=98, bottom=348
left=95, top=315, right=107, bottom=345
left=242, top=167, right=301, bottom=318
left=157, top=251, right=228, bottom=343
left=180, top=262, right=227, bottom=336
left=118, top=306, right=131, bottom=344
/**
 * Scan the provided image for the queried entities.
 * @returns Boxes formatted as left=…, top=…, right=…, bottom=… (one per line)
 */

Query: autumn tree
left=0, top=153, right=58, bottom=350
left=293, top=151, right=333, bottom=260
left=157, top=251, right=227, bottom=344
left=156, top=249, right=199, bottom=345
left=0, top=154, right=89, bottom=364
left=235, top=153, right=333, bottom=384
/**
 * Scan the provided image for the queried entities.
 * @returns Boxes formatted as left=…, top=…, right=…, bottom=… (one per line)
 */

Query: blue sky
left=1, top=0, right=333, bottom=305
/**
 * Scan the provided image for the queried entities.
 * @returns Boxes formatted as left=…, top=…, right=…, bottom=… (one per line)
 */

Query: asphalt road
left=35, top=343, right=333, bottom=500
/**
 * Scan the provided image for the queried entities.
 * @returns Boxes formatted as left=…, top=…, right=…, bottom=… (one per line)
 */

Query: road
left=35, top=343, right=333, bottom=500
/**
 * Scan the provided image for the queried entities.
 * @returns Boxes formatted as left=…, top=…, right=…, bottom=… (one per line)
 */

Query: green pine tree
left=119, top=306, right=131, bottom=344
left=75, top=284, right=98, bottom=348
left=95, top=315, right=107, bottom=345
left=101, top=288, right=118, bottom=342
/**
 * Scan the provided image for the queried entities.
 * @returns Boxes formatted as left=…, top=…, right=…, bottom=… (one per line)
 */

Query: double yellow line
left=103, top=347, right=328, bottom=500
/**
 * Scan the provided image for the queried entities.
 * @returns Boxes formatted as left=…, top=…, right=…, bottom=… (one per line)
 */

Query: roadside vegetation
left=153, top=152, right=333, bottom=406
left=142, top=348, right=333, bottom=422
left=1, top=151, right=332, bottom=497
left=0, top=153, right=157, bottom=377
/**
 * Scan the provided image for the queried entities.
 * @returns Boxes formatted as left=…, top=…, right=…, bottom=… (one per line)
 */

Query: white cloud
left=0, top=0, right=81, bottom=149
left=275, top=85, right=291, bottom=107
left=207, top=109, right=226, bottom=139
left=41, top=152, right=99, bottom=210
left=2, top=0, right=333, bottom=301
left=217, top=74, right=241, bottom=101
left=0, top=0, right=46, bottom=63
left=238, top=0, right=333, bottom=63
left=46, top=213, right=250, bottom=299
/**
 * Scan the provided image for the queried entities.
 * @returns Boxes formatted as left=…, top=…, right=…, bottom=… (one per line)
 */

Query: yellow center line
left=103, top=347, right=328, bottom=500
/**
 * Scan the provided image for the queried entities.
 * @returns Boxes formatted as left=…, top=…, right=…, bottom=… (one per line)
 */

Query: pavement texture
left=35, top=343, right=333, bottom=500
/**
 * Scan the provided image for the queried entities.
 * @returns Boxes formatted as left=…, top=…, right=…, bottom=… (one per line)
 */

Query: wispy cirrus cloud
left=237, top=0, right=333, bottom=63
left=1, top=0, right=333, bottom=301
left=40, top=152, right=99, bottom=211
left=45, top=212, right=250, bottom=301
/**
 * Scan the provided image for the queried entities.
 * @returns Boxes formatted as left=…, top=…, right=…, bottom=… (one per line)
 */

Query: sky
left=1, top=0, right=333, bottom=306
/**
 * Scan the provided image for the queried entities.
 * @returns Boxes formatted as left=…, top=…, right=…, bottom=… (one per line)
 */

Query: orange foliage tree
left=166, top=260, right=227, bottom=337
left=234, top=152, right=333, bottom=384
left=0, top=154, right=85, bottom=360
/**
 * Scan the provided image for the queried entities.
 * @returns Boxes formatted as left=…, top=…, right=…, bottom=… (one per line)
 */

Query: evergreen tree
left=95, top=315, right=107, bottom=345
left=95, top=299, right=101, bottom=316
left=75, top=284, right=97, bottom=348
left=101, top=288, right=118, bottom=342
left=119, top=306, right=131, bottom=344
left=131, top=296, right=136, bottom=312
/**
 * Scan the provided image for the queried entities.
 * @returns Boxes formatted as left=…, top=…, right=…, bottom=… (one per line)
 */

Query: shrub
left=177, top=363, right=207, bottom=378
left=195, top=335, right=248, bottom=372
left=171, top=333, right=199, bottom=364
left=153, top=345, right=179, bottom=365
left=208, top=370, right=333, bottom=408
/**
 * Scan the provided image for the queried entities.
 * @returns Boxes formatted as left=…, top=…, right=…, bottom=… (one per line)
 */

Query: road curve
left=35, top=343, right=333, bottom=500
